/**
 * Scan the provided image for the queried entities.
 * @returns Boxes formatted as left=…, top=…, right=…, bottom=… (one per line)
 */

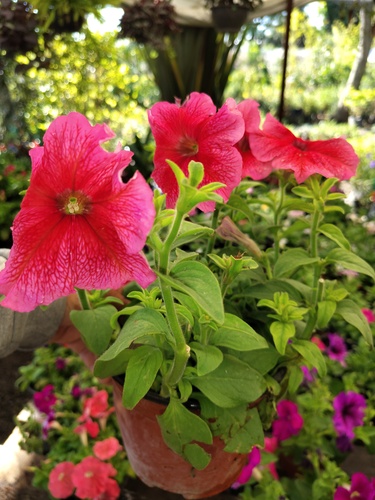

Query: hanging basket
left=112, top=378, right=249, bottom=499
left=211, top=6, right=249, bottom=33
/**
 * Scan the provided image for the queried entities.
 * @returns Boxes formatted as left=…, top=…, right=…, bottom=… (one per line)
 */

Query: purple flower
left=326, top=333, right=348, bottom=366
left=333, top=391, right=366, bottom=440
left=71, top=385, right=83, bottom=399
left=301, top=365, right=317, bottom=384
left=33, top=384, right=57, bottom=414
left=272, top=400, right=303, bottom=442
left=232, top=447, right=261, bottom=489
left=336, top=435, right=353, bottom=453
left=55, top=357, right=67, bottom=371
left=334, top=472, right=375, bottom=500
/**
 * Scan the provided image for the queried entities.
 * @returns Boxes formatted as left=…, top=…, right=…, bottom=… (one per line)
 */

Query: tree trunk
left=335, top=1, right=374, bottom=122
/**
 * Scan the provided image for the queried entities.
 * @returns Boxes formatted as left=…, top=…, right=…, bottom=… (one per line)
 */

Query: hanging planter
left=112, top=378, right=250, bottom=499
left=211, top=6, right=249, bottom=33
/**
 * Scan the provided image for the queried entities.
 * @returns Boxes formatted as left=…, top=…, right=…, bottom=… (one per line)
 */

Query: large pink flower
left=0, top=113, right=156, bottom=312
left=249, top=113, right=359, bottom=183
left=93, top=437, right=122, bottom=460
left=71, top=456, right=117, bottom=499
left=48, top=461, right=75, bottom=499
left=148, top=92, right=244, bottom=212
left=235, top=99, right=273, bottom=180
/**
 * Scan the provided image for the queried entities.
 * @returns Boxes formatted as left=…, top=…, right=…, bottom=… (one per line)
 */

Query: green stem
left=205, top=206, right=220, bottom=257
left=159, top=209, right=184, bottom=272
left=75, top=288, right=91, bottom=310
left=273, top=177, right=287, bottom=262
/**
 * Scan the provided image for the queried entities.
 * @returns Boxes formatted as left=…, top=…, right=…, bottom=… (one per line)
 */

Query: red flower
left=148, top=92, right=244, bottom=212
left=71, top=456, right=117, bottom=499
left=93, top=437, right=122, bottom=460
left=95, top=478, right=121, bottom=500
left=48, top=461, right=75, bottom=499
left=249, top=113, right=359, bottom=183
left=0, top=112, right=156, bottom=312
left=81, top=389, right=114, bottom=420
left=74, top=418, right=100, bottom=439
left=234, top=99, right=273, bottom=180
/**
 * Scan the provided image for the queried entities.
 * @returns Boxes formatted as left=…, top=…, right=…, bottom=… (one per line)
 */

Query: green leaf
left=291, top=339, right=327, bottom=377
left=224, top=408, right=264, bottom=453
left=335, top=300, right=374, bottom=347
left=274, top=249, right=319, bottom=278
left=270, top=321, right=295, bottom=355
left=209, top=313, right=268, bottom=351
left=162, top=261, right=225, bottom=324
left=93, top=349, right=132, bottom=379
left=316, top=300, right=337, bottom=329
left=122, top=346, right=163, bottom=410
left=189, top=354, right=267, bottom=408
left=190, top=342, right=223, bottom=376
left=318, top=224, right=351, bottom=250
left=230, top=348, right=280, bottom=375
left=288, top=364, right=304, bottom=393
left=96, top=308, right=171, bottom=364
left=172, top=221, right=214, bottom=249
left=243, top=279, right=304, bottom=302
left=326, top=248, right=375, bottom=280
left=225, top=193, right=254, bottom=221
left=157, top=399, right=212, bottom=469
left=70, top=305, right=117, bottom=355
left=183, top=444, right=211, bottom=470
left=291, top=186, right=314, bottom=198
left=323, top=205, right=345, bottom=214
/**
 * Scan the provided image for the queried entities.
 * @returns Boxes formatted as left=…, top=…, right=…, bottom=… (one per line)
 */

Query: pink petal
left=48, top=461, right=75, bottom=499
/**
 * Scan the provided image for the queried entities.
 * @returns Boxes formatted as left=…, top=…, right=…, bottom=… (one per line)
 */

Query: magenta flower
left=272, top=400, right=303, bottom=441
left=301, top=365, right=317, bottom=384
left=333, top=391, right=366, bottom=440
left=148, top=92, right=244, bottom=212
left=33, top=384, right=57, bottom=414
left=55, top=357, right=67, bottom=371
left=249, top=113, right=359, bottom=183
left=0, top=112, right=155, bottom=312
left=334, top=472, right=375, bottom=500
left=362, top=308, right=375, bottom=323
left=232, top=446, right=261, bottom=489
left=326, top=333, right=348, bottom=366
left=234, top=99, right=273, bottom=180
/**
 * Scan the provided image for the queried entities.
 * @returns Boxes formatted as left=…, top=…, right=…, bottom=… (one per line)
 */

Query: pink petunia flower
left=148, top=92, right=244, bottom=212
left=48, top=461, right=75, bottom=499
left=232, top=446, right=261, bottom=489
left=362, top=308, right=375, bottom=323
left=94, top=477, right=121, bottom=500
left=0, top=112, right=156, bottom=312
left=264, top=436, right=279, bottom=480
left=272, top=400, right=303, bottom=441
left=326, top=333, right=348, bottom=367
left=71, top=456, right=117, bottom=499
left=249, top=113, right=359, bottom=184
left=234, top=99, right=273, bottom=180
left=333, top=391, right=366, bottom=441
left=93, top=437, right=122, bottom=460
left=311, top=335, right=325, bottom=351
left=80, top=390, right=114, bottom=420
left=74, top=418, right=100, bottom=439
left=334, top=472, right=375, bottom=500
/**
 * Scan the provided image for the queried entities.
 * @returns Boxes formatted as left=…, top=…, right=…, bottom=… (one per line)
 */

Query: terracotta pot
left=211, top=6, right=249, bottom=33
left=112, top=379, right=248, bottom=499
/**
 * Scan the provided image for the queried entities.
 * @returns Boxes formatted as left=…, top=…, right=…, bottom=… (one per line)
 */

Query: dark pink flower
left=333, top=391, right=366, bottom=440
left=3, top=164, right=16, bottom=176
left=71, top=456, right=117, bottom=499
left=234, top=99, right=273, bottom=180
left=33, top=384, right=57, bottom=414
left=81, top=389, right=114, bottom=421
left=264, top=437, right=279, bottom=480
left=232, top=446, right=261, bottom=488
left=48, top=461, right=75, bottom=499
left=334, top=472, right=375, bottom=500
left=0, top=112, right=155, bottom=312
left=93, top=437, right=122, bottom=460
left=74, top=418, right=100, bottom=439
left=311, top=335, right=325, bottom=351
left=272, top=400, right=303, bottom=441
left=249, top=113, right=359, bottom=183
left=301, top=365, right=317, bottom=383
left=148, top=92, right=244, bottom=212
left=55, top=357, right=66, bottom=371
left=362, top=308, right=375, bottom=323
left=95, top=477, right=121, bottom=500
left=326, top=333, right=348, bottom=366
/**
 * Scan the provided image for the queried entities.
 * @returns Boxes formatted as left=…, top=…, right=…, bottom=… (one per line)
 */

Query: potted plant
left=205, top=0, right=262, bottom=32
left=0, top=92, right=373, bottom=499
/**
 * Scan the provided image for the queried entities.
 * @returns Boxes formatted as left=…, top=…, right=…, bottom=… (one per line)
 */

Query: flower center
left=293, top=139, right=308, bottom=151
left=56, top=190, right=91, bottom=215
left=177, top=136, right=199, bottom=157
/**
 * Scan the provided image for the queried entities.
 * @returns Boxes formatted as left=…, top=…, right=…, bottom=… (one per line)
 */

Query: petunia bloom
left=93, top=437, right=122, bottom=460
left=334, top=472, right=375, bottom=500
left=232, top=446, right=261, bottom=489
left=272, top=400, right=304, bottom=441
left=74, top=418, right=100, bottom=440
left=33, top=384, right=57, bottom=414
left=249, top=113, right=359, bottom=183
left=326, top=333, right=348, bottom=366
left=362, top=308, right=375, bottom=323
left=48, top=461, right=75, bottom=499
left=148, top=92, right=244, bottom=212
left=333, top=391, right=366, bottom=440
left=234, top=99, right=273, bottom=180
left=71, top=456, right=117, bottom=499
left=0, top=112, right=156, bottom=312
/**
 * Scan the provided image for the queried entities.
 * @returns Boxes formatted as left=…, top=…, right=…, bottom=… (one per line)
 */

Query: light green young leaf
left=270, top=321, right=295, bottom=355
left=316, top=300, right=337, bottom=329
left=172, top=221, right=214, bottom=249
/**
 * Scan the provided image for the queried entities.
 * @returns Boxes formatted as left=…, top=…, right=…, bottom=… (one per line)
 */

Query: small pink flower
left=48, top=461, right=75, bottom=499
left=232, top=446, right=261, bottom=488
left=264, top=437, right=279, bottom=480
left=362, top=308, right=375, bottom=323
left=93, top=437, right=122, bottom=460
left=71, top=456, right=117, bottom=499
left=74, top=419, right=100, bottom=439
left=81, top=390, right=115, bottom=421
left=272, top=400, right=303, bottom=441
left=311, top=335, right=325, bottom=351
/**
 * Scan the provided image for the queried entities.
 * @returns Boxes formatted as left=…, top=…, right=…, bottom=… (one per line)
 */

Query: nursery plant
left=1, top=92, right=374, bottom=498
